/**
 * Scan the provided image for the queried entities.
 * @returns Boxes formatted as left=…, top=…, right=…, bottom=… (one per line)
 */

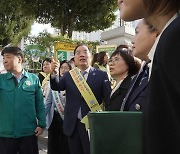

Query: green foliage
left=0, top=0, right=117, bottom=46
left=27, top=31, right=100, bottom=54
left=35, top=0, right=118, bottom=37
left=0, top=0, right=35, bottom=46
left=23, top=44, right=53, bottom=73
left=24, top=31, right=100, bottom=72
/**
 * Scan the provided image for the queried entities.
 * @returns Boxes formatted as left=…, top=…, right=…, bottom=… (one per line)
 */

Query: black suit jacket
left=143, top=16, right=180, bottom=154
left=38, top=72, right=44, bottom=85
left=124, top=64, right=149, bottom=111
left=107, top=75, right=132, bottom=111
left=50, top=67, right=111, bottom=136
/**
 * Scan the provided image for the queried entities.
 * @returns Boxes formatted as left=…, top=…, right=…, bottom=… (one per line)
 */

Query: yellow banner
left=69, top=67, right=102, bottom=129
left=54, top=42, right=77, bottom=51
left=96, top=45, right=117, bottom=56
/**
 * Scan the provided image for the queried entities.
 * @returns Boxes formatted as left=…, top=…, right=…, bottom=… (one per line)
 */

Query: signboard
left=54, top=42, right=77, bottom=61
left=96, top=45, right=117, bottom=56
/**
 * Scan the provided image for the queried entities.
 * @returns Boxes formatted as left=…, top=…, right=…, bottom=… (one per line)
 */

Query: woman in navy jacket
left=107, top=45, right=140, bottom=111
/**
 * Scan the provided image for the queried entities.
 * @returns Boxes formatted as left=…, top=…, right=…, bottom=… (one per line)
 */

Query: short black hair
left=41, top=58, right=52, bottom=71
left=42, top=58, right=52, bottom=64
left=111, top=45, right=139, bottom=76
left=73, top=44, right=90, bottom=55
left=1, top=47, right=23, bottom=59
left=59, top=60, right=72, bottom=76
left=60, top=60, right=72, bottom=70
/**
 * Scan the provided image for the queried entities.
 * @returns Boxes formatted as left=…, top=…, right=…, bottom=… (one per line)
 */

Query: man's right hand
left=51, top=59, right=60, bottom=75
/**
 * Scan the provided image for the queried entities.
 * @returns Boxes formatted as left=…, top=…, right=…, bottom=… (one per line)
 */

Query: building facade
left=101, top=11, right=138, bottom=46
left=72, top=11, right=138, bottom=47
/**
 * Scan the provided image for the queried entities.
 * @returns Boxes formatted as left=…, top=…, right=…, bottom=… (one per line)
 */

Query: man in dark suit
left=50, top=44, right=111, bottom=154
left=121, top=19, right=159, bottom=111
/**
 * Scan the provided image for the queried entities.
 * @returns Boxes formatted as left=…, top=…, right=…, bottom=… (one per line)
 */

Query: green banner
left=57, top=50, right=67, bottom=61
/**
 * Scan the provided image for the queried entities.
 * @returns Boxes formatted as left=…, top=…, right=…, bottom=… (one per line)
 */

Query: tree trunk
left=60, top=11, right=66, bottom=36
left=60, top=24, right=66, bottom=36
left=67, top=14, right=74, bottom=38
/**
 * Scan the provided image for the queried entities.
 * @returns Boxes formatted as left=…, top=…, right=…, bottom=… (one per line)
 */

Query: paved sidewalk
left=38, top=129, right=48, bottom=154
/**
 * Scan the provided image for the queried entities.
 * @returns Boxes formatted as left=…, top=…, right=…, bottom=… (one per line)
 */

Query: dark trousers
left=68, top=119, right=90, bottom=154
left=0, top=135, right=38, bottom=154
left=48, top=111, right=70, bottom=154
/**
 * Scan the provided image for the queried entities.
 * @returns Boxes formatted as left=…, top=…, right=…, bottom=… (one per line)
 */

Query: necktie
left=120, top=62, right=149, bottom=111
left=139, top=64, right=149, bottom=85
left=78, top=71, right=87, bottom=119
left=81, top=71, right=87, bottom=80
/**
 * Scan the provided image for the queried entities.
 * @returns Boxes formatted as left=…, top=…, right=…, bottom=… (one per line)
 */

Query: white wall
left=101, top=26, right=135, bottom=46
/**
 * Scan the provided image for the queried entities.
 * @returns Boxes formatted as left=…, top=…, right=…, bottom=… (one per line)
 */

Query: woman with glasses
left=45, top=60, right=71, bottom=154
left=106, top=45, right=140, bottom=111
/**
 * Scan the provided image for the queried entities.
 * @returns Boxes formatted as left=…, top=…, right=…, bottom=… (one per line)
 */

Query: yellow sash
left=94, top=62, right=107, bottom=72
left=40, top=72, right=50, bottom=89
left=94, top=63, right=111, bottom=81
left=69, top=67, right=102, bottom=130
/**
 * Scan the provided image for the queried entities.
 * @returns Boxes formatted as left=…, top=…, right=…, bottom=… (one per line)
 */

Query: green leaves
left=35, top=0, right=118, bottom=37
left=0, top=0, right=35, bottom=46
left=0, top=0, right=118, bottom=46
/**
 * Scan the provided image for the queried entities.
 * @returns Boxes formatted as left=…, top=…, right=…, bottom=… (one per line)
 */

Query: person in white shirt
left=118, top=0, right=180, bottom=153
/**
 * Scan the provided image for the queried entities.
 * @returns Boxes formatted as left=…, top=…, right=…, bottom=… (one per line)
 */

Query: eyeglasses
left=60, top=66, right=69, bottom=70
left=75, top=50, right=89, bottom=55
left=107, top=57, right=122, bottom=64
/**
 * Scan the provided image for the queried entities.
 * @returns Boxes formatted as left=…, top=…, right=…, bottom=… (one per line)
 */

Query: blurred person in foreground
left=118, top=0, right=180, bottom=153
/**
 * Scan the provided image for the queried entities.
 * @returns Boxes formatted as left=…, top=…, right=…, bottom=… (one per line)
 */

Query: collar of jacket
left=6, top=70, right=29, bottom=80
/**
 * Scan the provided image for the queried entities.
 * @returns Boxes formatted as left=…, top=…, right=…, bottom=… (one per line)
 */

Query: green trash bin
left=88, top=111, right=142, bottom=154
